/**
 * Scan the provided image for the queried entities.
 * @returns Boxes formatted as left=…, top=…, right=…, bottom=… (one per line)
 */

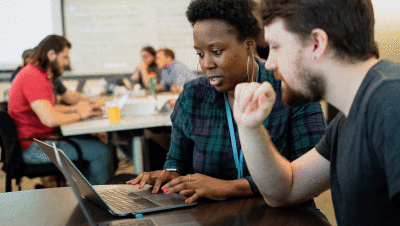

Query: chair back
left=0, top=109, right=24, bottom=180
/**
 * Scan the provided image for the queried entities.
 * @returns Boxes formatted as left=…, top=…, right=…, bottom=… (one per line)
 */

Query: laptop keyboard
left=105, top=218, right=156, bottom=226
left=98, top=188, right=161, bottom=213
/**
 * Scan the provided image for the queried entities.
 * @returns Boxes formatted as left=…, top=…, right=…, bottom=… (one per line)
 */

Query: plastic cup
left=106, top=102, right=120, bottom=124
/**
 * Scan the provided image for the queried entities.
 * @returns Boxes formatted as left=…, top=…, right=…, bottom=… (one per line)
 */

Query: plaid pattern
left=164, top=60, right=327, bottom=194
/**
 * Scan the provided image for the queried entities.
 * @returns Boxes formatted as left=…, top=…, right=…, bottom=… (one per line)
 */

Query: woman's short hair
left=186, top=0, right=263, bottom=44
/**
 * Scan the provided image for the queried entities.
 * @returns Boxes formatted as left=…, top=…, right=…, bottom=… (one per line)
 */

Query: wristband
left=165, top=168, right=180, bottom=174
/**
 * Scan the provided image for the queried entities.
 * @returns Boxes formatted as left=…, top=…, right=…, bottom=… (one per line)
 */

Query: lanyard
left=224, top=65, right=260, bottom=179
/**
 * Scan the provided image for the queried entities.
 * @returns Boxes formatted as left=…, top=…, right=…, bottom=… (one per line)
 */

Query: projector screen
left=0, top=0, right=63, bottom=71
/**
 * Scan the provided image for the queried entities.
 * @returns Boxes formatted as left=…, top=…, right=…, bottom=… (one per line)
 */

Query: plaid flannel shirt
left=164, top=59, right=327, bottom=195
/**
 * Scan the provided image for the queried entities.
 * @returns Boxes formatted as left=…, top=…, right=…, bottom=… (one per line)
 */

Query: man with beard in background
left=8, top=35, right=111, bottom=188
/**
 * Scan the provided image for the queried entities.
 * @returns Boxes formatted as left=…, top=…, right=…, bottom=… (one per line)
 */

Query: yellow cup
left=107, top=106, right=120, bottom=124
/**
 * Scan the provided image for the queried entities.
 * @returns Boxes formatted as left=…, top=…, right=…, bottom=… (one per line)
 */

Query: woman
left=127, top=0, right=327, bottom=216
left=130, top=46, right=161, bottom=88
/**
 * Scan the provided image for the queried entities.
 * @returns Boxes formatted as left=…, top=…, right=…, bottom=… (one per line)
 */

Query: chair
left=0, top=109, right=87, bottom=192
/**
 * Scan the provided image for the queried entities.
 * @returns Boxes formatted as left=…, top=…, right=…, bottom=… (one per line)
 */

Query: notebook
left=52, top=142, right=201, bottom=226
left=34, top=139, right=196, bottom=218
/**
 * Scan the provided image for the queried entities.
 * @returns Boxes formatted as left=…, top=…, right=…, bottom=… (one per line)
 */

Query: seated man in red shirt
left=8, top=35, right=110, bottom=185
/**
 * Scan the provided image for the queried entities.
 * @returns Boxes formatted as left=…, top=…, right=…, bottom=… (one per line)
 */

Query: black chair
left=0, top=109, right=87, bottom=192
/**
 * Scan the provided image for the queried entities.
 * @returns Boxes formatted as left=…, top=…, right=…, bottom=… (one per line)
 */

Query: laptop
left=34, top=139, right=196, bottom=218
left=53, top=142, right=201, bottom=226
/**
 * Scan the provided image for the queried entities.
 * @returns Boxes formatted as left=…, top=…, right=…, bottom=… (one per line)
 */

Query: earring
left=195, top=62, right=200, bottom=77
left=197, top=62, right=213, bottom=87
left=314, top=56, right=317, bottom=61
left=247, top=52, right=255, bottom=82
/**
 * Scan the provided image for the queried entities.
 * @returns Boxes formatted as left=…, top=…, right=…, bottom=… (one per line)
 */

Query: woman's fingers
left=153, top=171, right=171, bottom=193
left=185, top=192, right=202, bottom=204
left=179, top=189, right=196, bottom=197
left=126, top=174, right=144, bottom=185
left=163, top=175, right=191, bottom=194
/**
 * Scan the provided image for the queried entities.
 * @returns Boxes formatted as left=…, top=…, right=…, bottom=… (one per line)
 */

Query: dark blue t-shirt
left=316, top=60, right=400, bottom=226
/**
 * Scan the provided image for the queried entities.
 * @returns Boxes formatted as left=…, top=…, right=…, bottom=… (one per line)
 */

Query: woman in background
left=130, top=46, right=161, bottom=88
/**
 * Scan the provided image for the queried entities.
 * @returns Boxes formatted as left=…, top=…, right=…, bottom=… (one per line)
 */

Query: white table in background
left=61, top=112, right=173, bottom=175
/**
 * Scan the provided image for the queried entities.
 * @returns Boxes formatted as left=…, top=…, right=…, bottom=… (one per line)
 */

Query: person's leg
left=63, top=138, right=111, bottom=185
left=23, top=139, right=110, bottom=185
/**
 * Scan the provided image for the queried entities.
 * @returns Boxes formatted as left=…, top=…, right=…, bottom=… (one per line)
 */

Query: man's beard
left=276, top=65, right=326, bottom=108
left=50, top=60, right=63, bottom=80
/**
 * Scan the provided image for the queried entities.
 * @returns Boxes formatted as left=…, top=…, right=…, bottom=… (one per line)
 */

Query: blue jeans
left=23, top=137, right=110, bottom=185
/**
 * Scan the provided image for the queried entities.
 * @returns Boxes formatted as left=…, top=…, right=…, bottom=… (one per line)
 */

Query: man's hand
left=75, top=101, right=103, bottom=119
left=233, top=82, right=276, bottom=129
left=162, top=173, right=236, bottom=204
left=166, top=99, right=176, bottom=108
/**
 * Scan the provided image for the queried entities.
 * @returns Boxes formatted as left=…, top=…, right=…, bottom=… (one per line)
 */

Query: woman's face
left=193, top=19, right=251, bottom=93
left=141, top=50, right=155, bottom=65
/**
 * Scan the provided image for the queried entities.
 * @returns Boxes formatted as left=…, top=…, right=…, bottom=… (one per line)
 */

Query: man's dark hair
left=21, top=49, right=33, bottom=66
left=260, top=0, right=379, bottom=62
left=141, top=46, right=157, bottom=68
left=30, top=35, right=71, bottom=71
left=158, top=48, right=175, bottom=60
left=186, top=0, right=263, bottom=45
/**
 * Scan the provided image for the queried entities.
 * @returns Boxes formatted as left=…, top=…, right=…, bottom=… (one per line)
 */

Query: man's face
left=156, top=51, right=169, bottom=69
left=50, top=47, right=70, bottom=79
left=264, top=18, right=326, bottom=107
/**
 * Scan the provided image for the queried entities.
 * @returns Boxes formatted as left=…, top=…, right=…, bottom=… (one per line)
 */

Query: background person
left=9, top=48, right=33, bottom=82
left=8, top=35, right=110, bottom=186
left=127, top=0, right=327, bottom=219
left=155, top=48, right=197, bottom=94
left=130, top=46, right=161, bottom=89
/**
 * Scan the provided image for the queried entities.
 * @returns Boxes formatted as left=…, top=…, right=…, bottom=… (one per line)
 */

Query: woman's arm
left=130, top=68, right=140, bottom=82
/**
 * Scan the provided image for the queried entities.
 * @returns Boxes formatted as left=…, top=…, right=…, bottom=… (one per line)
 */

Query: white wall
left=373, top=0, right=400, bottom=63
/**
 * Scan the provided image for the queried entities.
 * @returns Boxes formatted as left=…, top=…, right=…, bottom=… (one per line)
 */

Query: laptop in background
left=53, top=142, right=201, bottom=226
left=34, top=139, right=196, bottom=218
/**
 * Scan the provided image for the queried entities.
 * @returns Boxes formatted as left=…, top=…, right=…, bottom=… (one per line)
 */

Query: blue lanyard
left=224, top=65, right=260, bottom=179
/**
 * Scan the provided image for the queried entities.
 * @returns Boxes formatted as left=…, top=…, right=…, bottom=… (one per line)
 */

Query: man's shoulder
left=18, top=64, right=45, bottom=79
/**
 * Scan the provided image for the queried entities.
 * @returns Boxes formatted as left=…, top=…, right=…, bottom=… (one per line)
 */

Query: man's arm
left=234, top=82, right=330, bottom=207
left=239, top=124, right=330, bottom=206
left=31, top=99, right=102, bottom=127
left=31, top=100, right=81, bottom=127
left=59, top=89, right=88, bottom=105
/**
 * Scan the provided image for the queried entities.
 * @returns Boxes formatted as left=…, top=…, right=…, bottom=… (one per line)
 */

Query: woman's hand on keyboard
left=126, top=170, right=180, bottom=194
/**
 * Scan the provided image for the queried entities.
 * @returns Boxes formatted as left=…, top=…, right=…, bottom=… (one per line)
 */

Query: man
left=155, top=48, right=197, bottom=94
left=9, top=48, right=33, bottom=82
left=8, top=35, right=110, bottom=186
left=233, top=0, right=400, bottom=225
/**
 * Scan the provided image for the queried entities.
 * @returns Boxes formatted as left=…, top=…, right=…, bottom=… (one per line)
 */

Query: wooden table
left=0, top=185, right=332, bottom=226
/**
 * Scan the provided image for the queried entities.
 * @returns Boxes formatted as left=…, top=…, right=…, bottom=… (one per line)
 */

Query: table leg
left=107, top=132, right=118, bottom=178
left=132, top=136, right=150, bottom=174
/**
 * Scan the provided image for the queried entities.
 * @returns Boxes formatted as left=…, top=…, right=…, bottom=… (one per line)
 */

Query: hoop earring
left=247, top=53, right=255, bottom=82
left=197, top=62, right=213, bottom=87
left=247, top=53, right=251, bottom=82
left=196, top=62, right=200, bottom=77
